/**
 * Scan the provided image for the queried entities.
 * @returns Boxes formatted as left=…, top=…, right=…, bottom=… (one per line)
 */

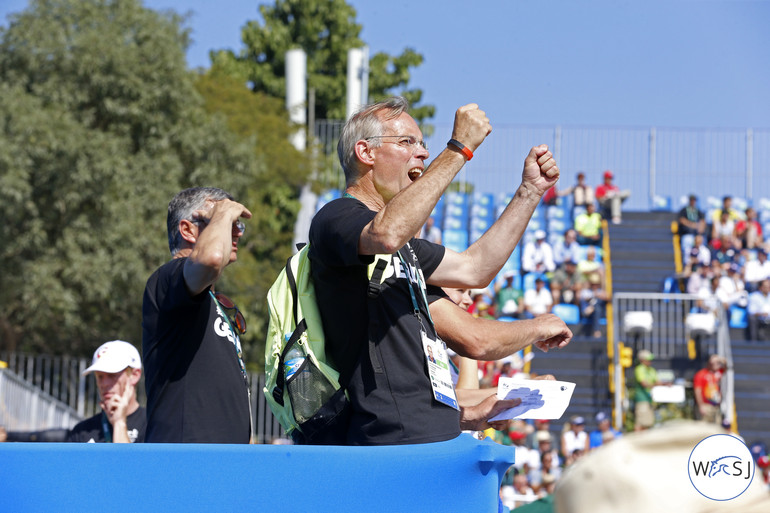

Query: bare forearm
left=456, top=356, right=480, bottom=390
left=431, top=299, right=571, bottom=360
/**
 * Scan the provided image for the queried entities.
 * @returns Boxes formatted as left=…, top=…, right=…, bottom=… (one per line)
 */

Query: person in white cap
left=522, top=229, right=556, bottom=274
left=66, top=341, right=145, bottom=443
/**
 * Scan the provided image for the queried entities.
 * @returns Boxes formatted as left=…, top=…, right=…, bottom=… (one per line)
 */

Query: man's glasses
left=192, top=217, right=246, bottom=235
left=214, top=292, right=247, bottom=334
left=365, top=135, right=427, bottom=152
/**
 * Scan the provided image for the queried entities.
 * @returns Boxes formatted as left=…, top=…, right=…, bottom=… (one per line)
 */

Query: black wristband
left=447, top=139, right=473, bottom=160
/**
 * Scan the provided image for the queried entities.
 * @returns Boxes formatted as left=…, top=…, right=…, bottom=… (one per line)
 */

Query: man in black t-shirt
left=309, top=97, right=572, bottom=446
left=67, top=340, right=146, bottom=443
left=677, top=194, right=706, bottom=236
left=142, top=187, right=252, bottom=443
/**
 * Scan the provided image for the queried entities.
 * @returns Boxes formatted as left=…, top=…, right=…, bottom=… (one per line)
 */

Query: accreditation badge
left=421, top=331, right=459, bottom=410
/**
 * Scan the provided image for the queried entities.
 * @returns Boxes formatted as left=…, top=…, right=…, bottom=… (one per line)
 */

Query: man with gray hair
left=308, top=97, right=571, bottom=445
left=142, top=187, right=252, bottom=443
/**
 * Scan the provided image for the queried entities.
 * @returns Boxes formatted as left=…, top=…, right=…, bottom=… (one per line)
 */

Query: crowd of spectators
left=678, top=194, right=770, bottom=341
left=491, top=413, right=621, bottom=510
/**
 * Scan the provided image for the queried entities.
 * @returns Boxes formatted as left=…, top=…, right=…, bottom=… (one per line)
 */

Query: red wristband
left=447, top=139, right=473, bottom=161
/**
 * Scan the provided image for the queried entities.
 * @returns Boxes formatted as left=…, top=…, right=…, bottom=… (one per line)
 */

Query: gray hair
left=167, top=187, right=233, bottom=255
left=337, top=96, right=410, bottom=184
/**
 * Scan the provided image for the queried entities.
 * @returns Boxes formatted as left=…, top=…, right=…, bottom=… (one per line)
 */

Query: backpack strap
left=272, top=252, right=303, bottom=407
left=367, top=255, right=390, bottom=298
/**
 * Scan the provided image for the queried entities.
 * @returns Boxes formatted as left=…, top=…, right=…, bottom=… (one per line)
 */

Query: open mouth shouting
left=408, top=167, right=423, bottom=181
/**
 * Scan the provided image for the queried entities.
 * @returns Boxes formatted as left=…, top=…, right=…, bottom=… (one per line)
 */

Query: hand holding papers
left=489, top=378, right=576, bottom=422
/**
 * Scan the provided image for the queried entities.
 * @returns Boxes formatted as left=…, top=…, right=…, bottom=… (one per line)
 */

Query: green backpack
left=263, top=244, right=390, bottom=444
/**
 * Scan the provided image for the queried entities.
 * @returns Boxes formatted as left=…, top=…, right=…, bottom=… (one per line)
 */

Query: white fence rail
left=314, top=121, right=770, bottom=211
left=0, top=368, right=81, bottom=431
left=611, top=292, right=734, bottom=431
left=0, top=352, right=285, bottom=443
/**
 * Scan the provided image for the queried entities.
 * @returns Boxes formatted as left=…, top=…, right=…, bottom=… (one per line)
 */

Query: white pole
left=286, top=48, right=307, bottom=151
left=347, top=47, right=366, bottom=119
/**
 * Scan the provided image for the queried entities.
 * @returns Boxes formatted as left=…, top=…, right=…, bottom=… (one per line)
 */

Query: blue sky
left=2, top=0, right=769, bottom=128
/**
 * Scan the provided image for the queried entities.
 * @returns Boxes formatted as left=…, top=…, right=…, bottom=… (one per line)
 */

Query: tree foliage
left=0, top=0, right=306, bottom=365
left=211, top=0, right=435, bottom=122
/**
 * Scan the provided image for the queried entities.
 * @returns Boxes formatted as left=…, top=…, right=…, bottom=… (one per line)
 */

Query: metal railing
left=0, top=368, right=81, bottom=431
left=0, top=351, right=286, bottom=443
left=610, top=292, right=734, bottom=430
left=314, top=121, right=770, bottom=210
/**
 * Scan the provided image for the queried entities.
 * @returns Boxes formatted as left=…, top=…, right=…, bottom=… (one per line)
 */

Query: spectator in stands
left=734, top=206, right=762, bottom=249
left=588, top=411, right=621, bottom=449
left=719, top=263, right=748, bottom=308
left=523, top=277, right=554, bottom=317
left=505, top=471, right=537, bottom=509
left=687, top=233, right=712, bottom=268
left=685, top=262, right=710, bottom=295
left=696, top=275, right=729, bottom=317
left=744, top=249, right=770, bottom=292
left=522, top=230, right=556, bottom=274
left=527, top=431, right=562, bottom=479
left=529, top=448, right=562, bottom=497
left=712, top=234, right=741, bottom=271
left=748, top=279, right=770, bottom=341
left=711, top=195, right=742, bottom=224
left=693, top=354, right=726, bottom=424
left=677, top=194, right=706, bottom=236
left=595, top=170, right=630, bottom=224
left=508, top=425, right=538, bottom=473
left=553, top=228, right=581, bottom=268
left=574, top=202, right=602, bottom=246
left=420, top=216, right=442, bottom=244
left=66, top=340, right=145, bottom=443
left=711, top=211, right=737, bottom=249
left=579, top=273, right=609, bottom=338
left=561, top=415, right=589, bottom=460
left=469, top=289, right=496, bottom=319
left=527, top=418, right=552, bottom=449
left=495, top=271, right=525, bottom=318
left=550, top=259, right=581, bottom=306
left=562, top=171, right=595, bottom=217
left=633, top=349, right=660, bottom=431
left=576, top=245, right=604, bottom=285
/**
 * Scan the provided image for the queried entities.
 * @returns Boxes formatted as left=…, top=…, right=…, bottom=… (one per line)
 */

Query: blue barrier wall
left=1, top=434, right=514, bottom=512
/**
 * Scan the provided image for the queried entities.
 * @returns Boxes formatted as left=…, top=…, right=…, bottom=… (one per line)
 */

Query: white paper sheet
left=489, top=378, right=576, bottom=421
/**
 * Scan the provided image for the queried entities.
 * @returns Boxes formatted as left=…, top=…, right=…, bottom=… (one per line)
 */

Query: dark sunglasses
left=215, top=292, right=247, bottom=334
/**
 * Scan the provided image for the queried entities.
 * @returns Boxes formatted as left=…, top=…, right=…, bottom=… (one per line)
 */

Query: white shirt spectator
left=553, top=230, right=582, bottom=266
left=698, top=284, right=726, bottom=313
left=689, top=243, right=711, bottom=268
left=744, top=255, right=770, bottom=285
left=524, top=286, right=554, bottom=316
left=718, top=271, right=748, bottom=307
left=522, top=237, right=556, bottom=274
left=562, top=429, right=588, bottom=458
left=748, top=289, right=770, bottom=317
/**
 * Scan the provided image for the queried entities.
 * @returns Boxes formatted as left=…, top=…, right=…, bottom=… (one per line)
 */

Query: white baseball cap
left=82, top=340, right=142, bottom=376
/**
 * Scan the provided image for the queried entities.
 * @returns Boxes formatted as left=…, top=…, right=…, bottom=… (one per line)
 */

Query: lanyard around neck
left=397, top=244, right=435, bottom=328
left=209, top=290, right=248, bottom=383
